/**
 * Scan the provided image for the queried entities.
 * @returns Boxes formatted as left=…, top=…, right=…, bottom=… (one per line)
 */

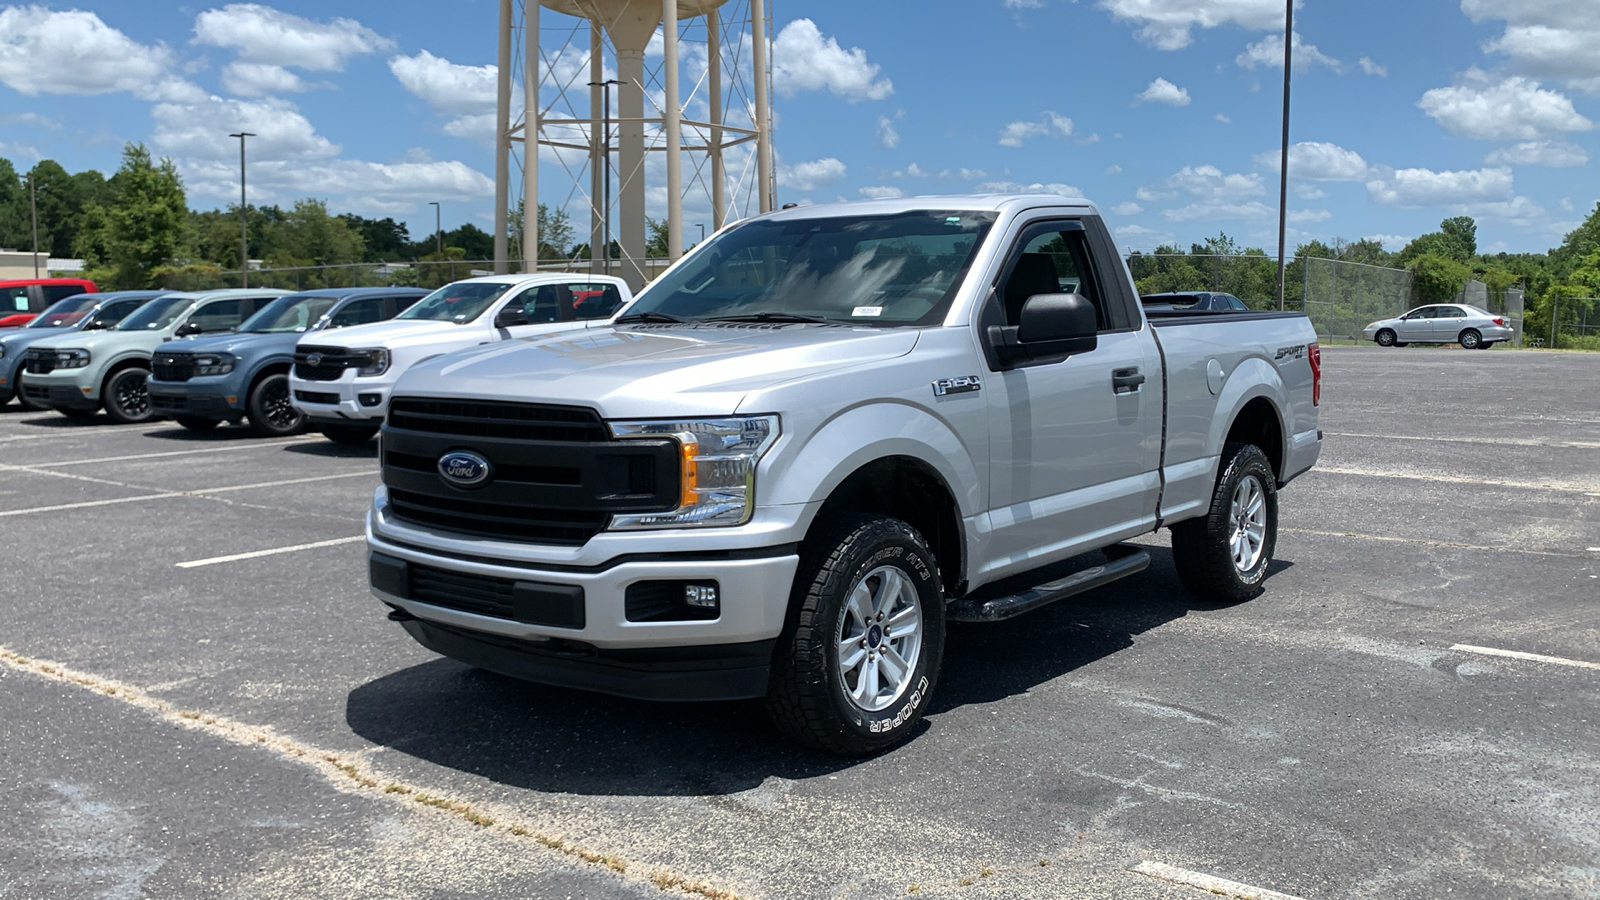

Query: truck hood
left=22, top=327, right=168, bottom=354
left=295, top=318, right=469, bottom=351
left=400, top=324, right=920, bottom=419
left=164, top=331, right=296, bottom=356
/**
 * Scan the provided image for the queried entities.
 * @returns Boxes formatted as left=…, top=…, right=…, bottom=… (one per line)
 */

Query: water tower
left=491, top=0, right=776, bottom=290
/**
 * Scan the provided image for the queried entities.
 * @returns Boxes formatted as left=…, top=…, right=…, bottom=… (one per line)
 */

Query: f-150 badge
left=932, top=375, right=981, bottom=397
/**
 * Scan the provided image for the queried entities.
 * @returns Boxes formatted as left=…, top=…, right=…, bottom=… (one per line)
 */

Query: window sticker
left=852, top=306, right=883, bottom=317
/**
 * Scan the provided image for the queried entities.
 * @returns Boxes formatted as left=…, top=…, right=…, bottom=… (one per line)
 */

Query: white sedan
left=1362, top=304, right=1515, bottom=350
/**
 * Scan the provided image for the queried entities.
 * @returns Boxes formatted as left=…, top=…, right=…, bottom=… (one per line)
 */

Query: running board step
left=945, top=545, right=1150, bottom=623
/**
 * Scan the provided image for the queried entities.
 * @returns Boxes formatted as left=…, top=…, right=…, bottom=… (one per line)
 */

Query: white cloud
left=1294, top=185, right=1326, bottom=200
left=1215, top=113, right=1232, bottom=124
left=1484, top=140, right=1590, bottom=167
left=0, top=7, right=173, bottom=97
left=182, top=155, right=494, bottom=211
left=998, top=111, right=1073, bottom=146
left=1115, top=223, right=1175, bottom=248
left=1004, top=0, right=1044, bottom=8
left=192, top=4, right=392, bottom=72
left=1140, top=164, right=1270, bottom=221
left=1462, top=0, right=1600, bottom=94
left=1364, top=234, right=1413, bottom=251
left=772, top=19, right=892, bottom=102
left=1358, top=56, right=1387, bottom=77
left=975, top=181, right=1084, bottom=197
left=958, top=168, right=989, bottom=180
left=859, top=186, right=904, bottom=199
left=1105, top=164, right=1123, bottom=175
left=1287, top=209, right=1332, bottom=224
left=1097, top=0, right=1286, bottom=50
left=151, top=96, right=339, bottom=162
left=1159, top=164, right=1264, bottom=201
left=1162, top=201, right=1275, bottom=222
left=1111, top=202, right=1143, bottom=215
left=1237, top=32, right=1342, bottom=72
left=1254, top=141, right=1369, bottom=181
left=1418, top=71, right=1594, bottom=140
left=389, top=51, right=499, bottom=117
left=778, top=157, right=847, bottom=192
left=1365, top=166, right=1514, bottom=207
left=222, top=62, right=308, bottom=96
left=1135, top=77, right=1191, bottom=106
left=877, top=115, right=901, bottom=149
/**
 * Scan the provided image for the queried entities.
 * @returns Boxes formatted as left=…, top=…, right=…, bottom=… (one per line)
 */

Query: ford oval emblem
left=305, top=352, right=323, bottom=367
left=437, top=450, right=493, bottom=489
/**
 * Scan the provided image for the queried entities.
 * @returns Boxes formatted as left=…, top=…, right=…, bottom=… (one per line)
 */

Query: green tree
left=444, top=222, right=494, bottom=260
left=1399, top=217, right=1477, bottom=264
left=645, top=216, right=669, bottom=258
left=339, top=214, right=411, bottom=261
left=0, top=158, right=31, bottom=250
left=1549, top=201, right=1600, bottom=281
left=80, top=144, right=192, bottom=288
left=26, top=159, right=95, bottom=258
left=268, top=198, right=365, bottom=269
left=1410, top=252, right=1472, bottom=304
left=1439, top=216, right=1477, bottom=258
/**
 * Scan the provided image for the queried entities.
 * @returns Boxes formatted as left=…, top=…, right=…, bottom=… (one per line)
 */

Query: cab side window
left=569, top=283, right=625, bottom=320
left=41, top=284, right=86, bottom=307
left=187, top=299, right=243, bottom=333
left=326, top=298, right=386, bottom=328
left=997, top=225, right=1106, bottom=329
left=4, top=287, right=28, bottom=311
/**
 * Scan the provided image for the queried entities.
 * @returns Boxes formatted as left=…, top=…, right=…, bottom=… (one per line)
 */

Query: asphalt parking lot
left=2, top=345, right=1596, bottom=900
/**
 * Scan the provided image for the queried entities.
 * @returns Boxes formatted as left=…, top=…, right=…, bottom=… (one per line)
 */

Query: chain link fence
left=162, top=257, right=674, bottom=292
left=1539, top=296, right=1600, bottom=349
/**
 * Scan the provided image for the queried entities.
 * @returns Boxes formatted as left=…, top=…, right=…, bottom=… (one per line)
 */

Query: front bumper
left=19, top=375, right=99, bottom=410
left=289, top=373, right=388, bottom=422
left=148, top=378, right=247, bottom=419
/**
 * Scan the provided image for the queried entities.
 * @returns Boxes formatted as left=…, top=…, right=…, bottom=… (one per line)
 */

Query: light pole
left=587, top=79, right=623, bottom=274
left=1273, top=0, right=1293, bottom=311
left=697, top=223, right=706, bottom=246
left=27, top=170, right=39, bottom=277
left=229, top=132, right=255, bottom=287
left=429, top=201, right=442, bottom=255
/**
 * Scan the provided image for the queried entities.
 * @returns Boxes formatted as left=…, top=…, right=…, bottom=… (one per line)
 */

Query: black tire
left=1170, top=443, right=1278, bottom=604
left=1457, top=329, right=1482, bottom=350
left=320, top=423, right=379, bottom=445
left=766, top=514, right=945, bottom=756
left=1394, top=341, right=1410, bottom=348
left=176, top=416, right=221, bottom=431
left=59, top=407, right=98, bottom=421
left=102, top=367, right=156, bottom=424
left=1374, top=329, right=1396, bottom=347
left=1476, top=341, right=1494, bottom=350
left=246, top=372, right=304, bottom=437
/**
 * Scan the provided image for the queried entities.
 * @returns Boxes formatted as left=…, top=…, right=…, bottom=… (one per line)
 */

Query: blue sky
left=1, top=0, right=1596, bottom=256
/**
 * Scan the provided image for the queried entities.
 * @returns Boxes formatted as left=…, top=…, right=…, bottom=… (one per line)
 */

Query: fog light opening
left=359, top=393, right=382, bottom=407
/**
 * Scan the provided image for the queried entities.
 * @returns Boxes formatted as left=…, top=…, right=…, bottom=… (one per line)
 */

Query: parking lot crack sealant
left=0, top=645, right=751, bottom=900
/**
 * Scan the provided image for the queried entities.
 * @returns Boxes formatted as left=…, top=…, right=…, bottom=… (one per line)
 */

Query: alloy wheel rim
left=263, top=380, right=299, bottom=429
left=1229, top=474, right=1267, bottom=573
left=836, top=564, right=923, bottom=713
left=118, top=375, right=149, bottom=418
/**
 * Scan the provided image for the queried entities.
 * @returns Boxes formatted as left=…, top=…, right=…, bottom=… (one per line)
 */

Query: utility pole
left=28, top=170, right=39, bottom=278
left=229, top=132, right=255, bottom=287
left=1273, top=0, right=1293, bottom=311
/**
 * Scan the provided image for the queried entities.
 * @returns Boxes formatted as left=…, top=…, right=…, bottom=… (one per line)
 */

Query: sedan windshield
left=27, top=295, right=101, bottom=329
left=624, top=211, right=995, bottom=326
left=240, top=295, right=339, bottom=333
left=395, top=282, right=513, bottom=324
left=117, top=296, right=195, bottom=331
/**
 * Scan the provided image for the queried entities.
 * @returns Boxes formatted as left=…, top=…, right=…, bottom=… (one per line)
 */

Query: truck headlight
left=357, top=348, right=390, bottom=377
left=608, top=416, right=779, bottom=529
left=56, top=348, right=91, bottom=368
left=193, top=353, right=236, bottom=376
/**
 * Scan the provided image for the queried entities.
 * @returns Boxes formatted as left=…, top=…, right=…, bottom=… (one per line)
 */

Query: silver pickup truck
left=367, top=195, right=1322, bottom=755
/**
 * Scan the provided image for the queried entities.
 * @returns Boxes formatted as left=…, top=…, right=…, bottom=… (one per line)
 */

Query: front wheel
left=320, top=423, right=379, bottom=445
left=766, top=514, right=945, bottom=756
left=1458, top=329, right=1482, bottom=350
left=246, top=373, right=304, bottom=437
left=1170, top=443, right=1278, bottom=603
left=103, top=368, right=156, bottom=424
left=176, top=416, right=221, bottom=431
left=1374, top=329, right=1396, bottom=347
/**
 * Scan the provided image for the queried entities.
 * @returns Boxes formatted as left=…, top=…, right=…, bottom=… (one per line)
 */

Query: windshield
left=117, top=296, right=195, bottom=331
left=626, top=211, right=995, bottom=325
left=27, top=295, right=102, bottom=329
left=241, top=295, right=339, bottom=333
left=396, top=282, right=513, bottom=324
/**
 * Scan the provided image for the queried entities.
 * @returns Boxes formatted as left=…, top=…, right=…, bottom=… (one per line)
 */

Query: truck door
left=979, top=219, right=1161, bottom=577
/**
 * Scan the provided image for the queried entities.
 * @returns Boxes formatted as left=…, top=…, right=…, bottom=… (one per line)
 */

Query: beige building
left=0, top=250, right=49, bottom=281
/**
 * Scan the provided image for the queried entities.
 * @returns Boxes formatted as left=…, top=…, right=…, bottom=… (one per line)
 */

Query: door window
left=997, top=224, right=1106, bottom=330
left=186, top=299, right=243, bottom=333
left=4, top=287, right=28, bottom=311
left=41, top=284, right=87, bottom=307
left=326, top=298, right=386, bottom=328
left=1440, top=307, right=1466, bottom=318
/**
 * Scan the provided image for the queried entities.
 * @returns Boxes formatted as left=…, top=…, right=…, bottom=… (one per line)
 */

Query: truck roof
left=757, top=193, right=1100, bottom=221
left=446, top=272, right=630, bottom=287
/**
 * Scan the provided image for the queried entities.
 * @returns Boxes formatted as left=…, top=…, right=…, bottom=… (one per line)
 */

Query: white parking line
left=1313, top=466, right=1595, bottom=494
left=32, top=437, right=319, bottom=468
left=1325, top=431, right=1600, bottom=450
left=1131, top=861, right=1307, bottom=900
left=175, top=535, right=365, bottom=568
left=0, top=493, right=183, bottom=517
left=195, top=472, right=374, bottom=494
left=1451, top=644, right=1600, bottom=672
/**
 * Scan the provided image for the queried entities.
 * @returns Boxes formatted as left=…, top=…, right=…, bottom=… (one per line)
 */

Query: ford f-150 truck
left=289, top=273, right=633, bottom=445
left=147, top=287, right=428, bottom=436
left=366, top=195, right=1322, bottom=755
left=21, top=289, right=289, bottom=423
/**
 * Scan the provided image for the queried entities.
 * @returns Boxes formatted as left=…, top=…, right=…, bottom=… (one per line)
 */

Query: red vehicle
left=0, top=279, right=97, bottom=329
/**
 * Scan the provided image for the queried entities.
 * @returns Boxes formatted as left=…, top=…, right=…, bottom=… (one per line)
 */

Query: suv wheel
left=320, top=423, right=379, bottom=445
left=766, top=514, right=945, bottom=756
left=103, top=368, right=156, bottom=424
left=247, top=373, right=305, bottom=437
left=176, top=417, right=221, bottom=431
left=1170, top=442, right=1278, bottom=603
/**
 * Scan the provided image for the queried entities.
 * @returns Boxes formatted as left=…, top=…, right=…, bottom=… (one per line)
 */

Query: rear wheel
left=1476, top=341, right=1494, bottom=350
left=246, top=373, right=304, bottom=437
left=1458, top=329, right=1482, bottom=350
left=176, top=416, right=220, bottom=431
left=1374, top=329, right=1396, bottom=347
left=1171, top=442, right=1278, bottom=603
left=766, top=514, right=945, bottom=756
left=320, top=423, right=379, bottom=445
left=103, top=368, right=156, bottom=424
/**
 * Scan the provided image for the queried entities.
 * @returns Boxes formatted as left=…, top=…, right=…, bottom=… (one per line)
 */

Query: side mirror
left=988, top=293, right=1098, bottom=366
left=175, top=321, right=202, bottom=337
left=494, top=305, right=531, bottom=328
left=81, top=319, right=105, bottom=331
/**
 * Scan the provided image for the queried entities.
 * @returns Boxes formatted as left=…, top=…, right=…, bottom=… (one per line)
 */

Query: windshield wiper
left=702, top=312, right=832, bottom=324
left=614, top=311, right=687, bottom=324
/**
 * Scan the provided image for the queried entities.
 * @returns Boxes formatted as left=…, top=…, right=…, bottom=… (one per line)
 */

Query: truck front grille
left=387, top=397, right=607, bottom=442
left=294, top=346, right=365, bottom=381
left=387, top=488, right=608, bottom=545
left=409, top=563, right=516, bottom=619
left=151, top=352, right=196, bottom=382
left=22, top=348, right=56, bottom=375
